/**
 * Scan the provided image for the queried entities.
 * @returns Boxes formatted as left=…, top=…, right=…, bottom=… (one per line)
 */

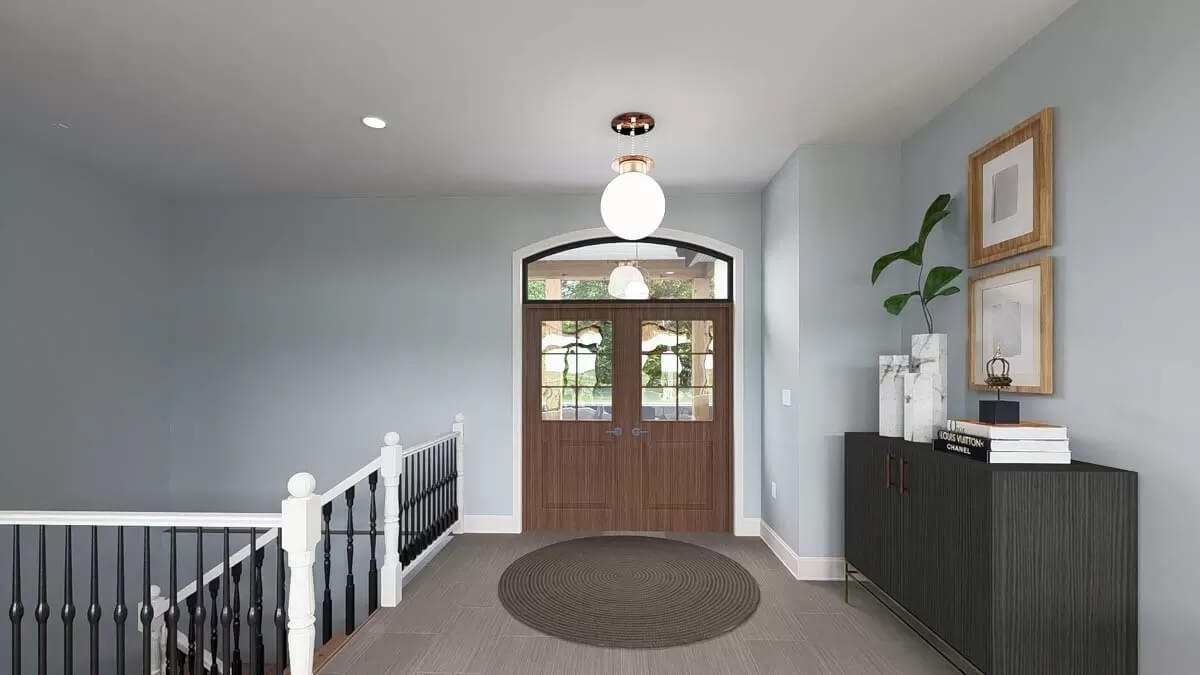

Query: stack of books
left=935, top=419, right=1070, bottom=464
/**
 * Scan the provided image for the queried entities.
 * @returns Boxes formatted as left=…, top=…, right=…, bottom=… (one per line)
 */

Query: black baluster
left=185, top=595, right=196, bottom=675
left=193, top=530, right=205, bottom=675
left=206, top=578, right=218, bottom=675
left=36, top=525, right=48, bottom=675
left=167, top=527, right=179, bottom=675
left=321, top=502, right=332, bottom=644
left=423, top=449, right=431, bottom=551
left=88, top=526, right=100, bottom=675
left=441, top=441, right=449, bottom=533
left=220, top=529, right=231, bottom=675
left=247, top=531, right=259, bottom=675
left=368, top=471, right=379, bottom=614
left=274, top=536, right=287, bottom=672
left=345, top=486, right=356, bottom=634
left=114, top=527, right=127, bottom=674
left=10, top=525, right=23, bottom=675
left=428, top=447, right=436, bottom=547
left=452, top=436, right=459, bottom=522
left=140, top=527, right=151, bottom=675
left=400, top=457, right=409, bottom=566
left=63, top=525, right=75, bottom=675
left=253, top=547, right=265, bottom=675
left=231, top=562, right=242, bottom=674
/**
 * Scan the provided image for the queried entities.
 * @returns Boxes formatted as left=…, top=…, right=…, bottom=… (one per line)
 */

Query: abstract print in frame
left=968, top=108, right=1054, bottom=267
left=968, top=257, right=1053, bottom=394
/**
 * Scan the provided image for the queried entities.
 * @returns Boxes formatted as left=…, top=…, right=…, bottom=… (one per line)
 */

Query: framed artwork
left=968, top=257, right=1053, bottom=394
left=967, top=108, right=1054, bottom=267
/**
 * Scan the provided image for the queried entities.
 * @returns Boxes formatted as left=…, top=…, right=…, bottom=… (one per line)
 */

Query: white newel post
left=282, top=472, right=321, bottom=675
left=380, top=432, right=404, bottom=607
left=453, top=413, right=465, bottom=534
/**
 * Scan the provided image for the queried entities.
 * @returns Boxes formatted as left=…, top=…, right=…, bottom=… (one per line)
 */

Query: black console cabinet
left=844, top=433, right=1137, bottom=674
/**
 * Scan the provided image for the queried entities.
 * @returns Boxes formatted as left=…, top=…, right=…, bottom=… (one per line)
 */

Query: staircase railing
left=2, top=413, right=466, bottom=675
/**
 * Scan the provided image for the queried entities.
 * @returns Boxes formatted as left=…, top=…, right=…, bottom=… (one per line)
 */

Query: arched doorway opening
left=511, top=229, right=747, bottom=533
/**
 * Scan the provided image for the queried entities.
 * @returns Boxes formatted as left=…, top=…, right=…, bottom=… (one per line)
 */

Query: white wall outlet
left=781, top=389, right=792, bottom=406
left=771, top=481, right=777, bottom=499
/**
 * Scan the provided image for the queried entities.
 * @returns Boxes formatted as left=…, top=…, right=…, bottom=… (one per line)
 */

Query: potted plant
left=872, top=193, right=960, bottom=441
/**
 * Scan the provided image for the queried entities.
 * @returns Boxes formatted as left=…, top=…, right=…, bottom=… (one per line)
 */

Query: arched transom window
left=524, top=237, right=732, bottom=302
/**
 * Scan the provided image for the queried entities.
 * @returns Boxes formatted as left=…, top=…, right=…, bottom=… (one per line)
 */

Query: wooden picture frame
left=968, top=257, right=1053, bottom=394
left=968, top=108, right=1054, bottom=267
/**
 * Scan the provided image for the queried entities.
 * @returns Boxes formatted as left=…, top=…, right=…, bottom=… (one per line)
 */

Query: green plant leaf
left=929, top=285, right=960, bottom=300
left=921, top=266, right=962, bottom=301
left=914, top=193, right=952, bottom=261
left=883, top=291, right=920, bottom=315
left=871, top=243, right=923, bottom=284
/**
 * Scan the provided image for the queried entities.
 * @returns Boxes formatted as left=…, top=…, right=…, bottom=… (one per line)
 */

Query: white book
left=948, top=419, right=1068, bottom=441
left=989, top=439, right=1069, bottom=453
left=988, top=451, right=1071, bottom=464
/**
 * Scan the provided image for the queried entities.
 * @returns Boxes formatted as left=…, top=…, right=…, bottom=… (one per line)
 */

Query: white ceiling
left=0, top=0, right=1074, bottom=198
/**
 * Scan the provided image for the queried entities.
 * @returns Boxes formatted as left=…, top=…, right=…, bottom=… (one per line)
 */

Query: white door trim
left=510, top=227, right=748, bottom=535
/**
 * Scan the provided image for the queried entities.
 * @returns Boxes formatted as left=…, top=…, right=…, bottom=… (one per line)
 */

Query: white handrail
left=0, top=512, right=282, bottom=528
left=320, top=456, right=382, bottom=505
left=402, top=430, right=458, bottom=458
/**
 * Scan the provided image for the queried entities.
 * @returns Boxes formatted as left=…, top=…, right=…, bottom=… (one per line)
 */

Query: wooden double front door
left=522, top=302, right=732, bottom=531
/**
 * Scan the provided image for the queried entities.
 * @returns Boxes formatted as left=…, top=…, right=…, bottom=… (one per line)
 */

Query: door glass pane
left=640, top=318, right=715, bottom=422
left=641, top=387, right=677, bottom=421
left=540, top=319, right=612, bottom=421
left=680, top=388, right=714, bottom=421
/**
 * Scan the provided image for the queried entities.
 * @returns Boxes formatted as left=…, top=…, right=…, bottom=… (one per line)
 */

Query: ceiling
left=0, top=1, right=1075, bottom=198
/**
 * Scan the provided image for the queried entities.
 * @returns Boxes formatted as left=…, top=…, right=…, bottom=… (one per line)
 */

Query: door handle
left=631, top=427, right=650, bottom=438
left=900, top=458, right=909, bottom=496
left=886, top=454, right=895, bottom=488
left=605, top=427, right=623, bottom=437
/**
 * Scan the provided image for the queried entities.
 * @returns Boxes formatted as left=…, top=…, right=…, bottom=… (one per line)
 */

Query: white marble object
left=879, top=355, right=909, bottom=437
left=904, top=333, right=948, bottom=442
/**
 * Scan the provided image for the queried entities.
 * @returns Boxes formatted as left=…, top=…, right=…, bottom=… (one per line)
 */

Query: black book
left=934, top=429, right=989, bottom=461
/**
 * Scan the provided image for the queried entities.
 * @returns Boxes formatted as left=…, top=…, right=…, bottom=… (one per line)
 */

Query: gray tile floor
left=319, top=532, right=955, bottom=674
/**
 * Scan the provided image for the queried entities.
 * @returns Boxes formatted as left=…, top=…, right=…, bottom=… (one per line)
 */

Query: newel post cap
left=454, top=413, right=465, bottom=424
left=287, top=472, right=317, bottom=498
left=383, top=431, right=400, bottom=446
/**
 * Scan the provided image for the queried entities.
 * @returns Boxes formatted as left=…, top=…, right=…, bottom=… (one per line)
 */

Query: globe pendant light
left=607, top=262, right=645, bottom=298
left=601, top=112, right=665, bottom=241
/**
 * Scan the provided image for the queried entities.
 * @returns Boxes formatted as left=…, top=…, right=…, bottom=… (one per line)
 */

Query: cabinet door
left=844, top=434, right=902, bottom=595
left=899, top=445, right=991, bottom=670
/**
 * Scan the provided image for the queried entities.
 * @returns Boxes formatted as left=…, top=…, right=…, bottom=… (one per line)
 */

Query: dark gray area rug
left=498, top=535, right=760, bottom=648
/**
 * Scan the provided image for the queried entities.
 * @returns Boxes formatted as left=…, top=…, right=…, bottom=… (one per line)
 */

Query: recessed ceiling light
left=55, top=122, right=70, bottom=129
left=361, top=116, right=387, bottom=129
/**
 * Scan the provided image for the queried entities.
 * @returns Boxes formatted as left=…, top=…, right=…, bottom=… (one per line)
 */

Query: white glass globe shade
left=607, top=265, right=645, bottom=297
left=601, top=171, right=666, bottom=240
left=623, top=280, right=650, bottom=300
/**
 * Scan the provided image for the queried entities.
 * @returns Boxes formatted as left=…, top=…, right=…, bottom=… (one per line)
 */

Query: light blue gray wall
left=0, top=142, right=174, bottom=673
left=166, top=194, right=763, bottom=519
left=761, top=152, right=801, bottom=549
left=898, top=0, right=1199, bottom=669
left=761, top=145, right=905, bottom=553
left=0, top=142, right=172, bottom=509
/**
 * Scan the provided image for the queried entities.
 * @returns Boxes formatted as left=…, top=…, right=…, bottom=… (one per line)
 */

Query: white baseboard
left=463, top=514, right=522, bottom=533
left=759, top=521, right=844, bottom=581
left=760, top=521, right=801, bottom=579
left=794, top=556, right=844, bottom=581
left=735, top=517, right=761, bottom=537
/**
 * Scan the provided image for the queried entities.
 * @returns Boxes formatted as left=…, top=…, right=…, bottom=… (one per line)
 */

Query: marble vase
left=878, top=355, right=909, bottom=437
left=903, top=333, right=948, bottom=443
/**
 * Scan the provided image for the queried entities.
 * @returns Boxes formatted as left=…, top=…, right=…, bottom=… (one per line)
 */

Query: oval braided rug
left=498, top=536, right=760, bottom=648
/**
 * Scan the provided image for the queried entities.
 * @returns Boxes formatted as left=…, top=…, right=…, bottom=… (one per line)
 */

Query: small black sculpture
left=980, top=345, right=1020, bottom=424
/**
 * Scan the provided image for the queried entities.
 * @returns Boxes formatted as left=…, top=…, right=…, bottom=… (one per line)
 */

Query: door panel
left=524, top=307, right=622, bottom=530
left=632, top=306, right=731, bottom=531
